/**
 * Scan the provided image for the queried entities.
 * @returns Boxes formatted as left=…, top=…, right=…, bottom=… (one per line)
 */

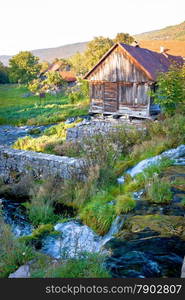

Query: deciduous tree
left=9, top=51, right=41, bottom=84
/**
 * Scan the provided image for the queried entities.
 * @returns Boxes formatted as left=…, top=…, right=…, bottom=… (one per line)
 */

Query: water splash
left=42, top=216, right=125, bottom=259
left=118, top=144, right=185, bottom=181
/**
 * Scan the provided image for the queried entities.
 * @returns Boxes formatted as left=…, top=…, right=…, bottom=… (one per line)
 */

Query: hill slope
left=135, top=21, right=185, bottom=41
left=140, top=40, right=185, bottom=57
left=0, top=42, right=87, bottom=66
left=1, top=21, right=185, bottom=66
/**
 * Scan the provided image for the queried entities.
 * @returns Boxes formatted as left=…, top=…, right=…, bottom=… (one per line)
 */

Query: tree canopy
left=154, top=64, right=185, bottom=114
left=114, top=32, right=134, bottom=44
left=70, top=33, right=134, bottom=76
left=9, top=51, right=41, bottom=84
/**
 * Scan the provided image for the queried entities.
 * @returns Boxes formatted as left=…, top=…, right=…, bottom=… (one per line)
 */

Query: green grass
left=30, top=253, right=110, bottom=278
left=13, top=121, right=80, bottom=153
left=0, top=84, right=89, bottom=126
left=115, top=194, right=136, bottom=215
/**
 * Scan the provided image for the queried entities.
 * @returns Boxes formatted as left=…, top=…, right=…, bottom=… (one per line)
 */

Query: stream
left=1, top=144, right=185, bottom=277
left=0, top=124, right=53, bottom=146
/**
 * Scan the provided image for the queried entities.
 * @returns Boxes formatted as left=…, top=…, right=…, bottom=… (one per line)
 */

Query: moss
left=28, top=128, right=42, bottom=135
left=122, top=215, right=185, bottom=239
left=19, top=224, right=60, bottom=248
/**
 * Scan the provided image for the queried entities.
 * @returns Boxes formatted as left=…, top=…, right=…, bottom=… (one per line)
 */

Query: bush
left=145, top=175, right=173, bottom=203
left=53, top=141, right=82, bottom=157
left=115, top=195, right=136, bottom=215
left=154, top=64, right=185, bottom=115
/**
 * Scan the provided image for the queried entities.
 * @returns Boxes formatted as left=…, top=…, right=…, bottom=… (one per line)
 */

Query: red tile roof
left=59, top=71, right=76, bottom=82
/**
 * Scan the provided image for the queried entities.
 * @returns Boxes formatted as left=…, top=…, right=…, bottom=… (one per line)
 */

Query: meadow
left=0, top=84, right=89, bottom=126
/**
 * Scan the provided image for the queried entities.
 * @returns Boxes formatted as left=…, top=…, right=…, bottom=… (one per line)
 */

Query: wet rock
left=9, top=264, right=30, bottom=278
left=105, top=234, right=185, bottom=278
left=121, top=215, right=185, bottom=239
left=181, top=257, right=185, bottom=278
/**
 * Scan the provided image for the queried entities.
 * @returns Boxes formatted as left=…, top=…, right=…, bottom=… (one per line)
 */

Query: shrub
left=145, top=175, right=173, bottom=203
left=53, top=141, right=82, bottom=157
left=154, top=64, right=185, bottom=115
left=115, top=195, right=136, bottom=215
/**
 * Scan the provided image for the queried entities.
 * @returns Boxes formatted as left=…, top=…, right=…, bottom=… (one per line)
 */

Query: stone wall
left=0, top=146, right=85, bottom=182
left=66, top=118, right=143, bottom=141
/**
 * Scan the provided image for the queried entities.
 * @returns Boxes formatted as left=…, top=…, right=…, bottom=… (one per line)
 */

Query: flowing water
left=1, top=198, right=125, bottom=259
left=117, top=144, right=185, bottom=184
left=1, top=198, right=33, bottom=237
left=36, top=216, right=125, bottom=259
left=1, top=144, right=185, bottom=277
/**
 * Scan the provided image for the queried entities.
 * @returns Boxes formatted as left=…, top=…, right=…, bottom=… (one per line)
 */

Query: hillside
left=140, top=40, right=185, bottom=57
left=0, top=42, right=87, bottom=66
left=1, top=21, right=185, bottom=66
left=135, top=21, right=185, bottom=41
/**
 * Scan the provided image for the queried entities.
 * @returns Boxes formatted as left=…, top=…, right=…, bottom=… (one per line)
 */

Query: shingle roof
left=120, top=43, right=184, bottom=80
left=84, top=43, right=184, bottom=81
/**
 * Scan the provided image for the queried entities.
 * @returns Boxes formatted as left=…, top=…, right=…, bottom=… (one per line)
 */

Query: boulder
left=181, top=257, right=185, bottom=278
left=8, top=264, right=30, bottom=278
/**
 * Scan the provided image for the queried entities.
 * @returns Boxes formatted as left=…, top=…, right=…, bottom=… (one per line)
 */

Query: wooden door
left=104, top=82, right=118, bottom=112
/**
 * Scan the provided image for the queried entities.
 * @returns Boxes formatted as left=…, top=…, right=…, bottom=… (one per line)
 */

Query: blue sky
left=0, top=0, right=185, bottom=55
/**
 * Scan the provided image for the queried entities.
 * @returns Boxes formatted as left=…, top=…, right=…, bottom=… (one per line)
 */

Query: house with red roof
left=84, top=43, right=183, bottom=118
left=43, top=60, right=77, bottom=85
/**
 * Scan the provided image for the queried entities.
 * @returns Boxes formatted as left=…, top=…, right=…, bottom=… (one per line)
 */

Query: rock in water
left=9, top=265, right=30, bottom=278
left=181, top=257, right=185, bottom=278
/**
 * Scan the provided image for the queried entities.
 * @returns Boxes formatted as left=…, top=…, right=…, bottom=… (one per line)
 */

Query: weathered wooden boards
left=87, top=46, right=155, bottom=117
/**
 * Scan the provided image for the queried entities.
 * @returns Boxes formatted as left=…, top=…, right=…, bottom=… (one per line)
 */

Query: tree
left=154, top=64, right=185, bottom=114
left=84, top=36, right=114, bottom=70
left=9, top=51, right=41, bottom=84
left=44, top=71, right=65, bottom=89
left=40, top=61, right=50, bottom=74
left=70, top=34, right=135, bottom=76
left=28, top=78, right=45, bottom=94
left=69, top=52, right=87, bottom=76
left=0, top=62, right=9, bottom=83
left=114, top=32, right=134, bottom=44
left=28, top=71, right=66, bottom=95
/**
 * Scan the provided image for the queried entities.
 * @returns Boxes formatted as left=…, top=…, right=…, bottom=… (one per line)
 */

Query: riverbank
left=1, top=113, right=185, bottom=278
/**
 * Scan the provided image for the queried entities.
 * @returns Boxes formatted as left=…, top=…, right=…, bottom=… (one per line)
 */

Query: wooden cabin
left=84, top=43, right=183, bottom=119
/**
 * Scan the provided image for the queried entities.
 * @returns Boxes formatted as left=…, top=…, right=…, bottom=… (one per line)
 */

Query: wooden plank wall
left=88, top=47, right=155, bottom=116
left=88, top=48, right=148, bottom=82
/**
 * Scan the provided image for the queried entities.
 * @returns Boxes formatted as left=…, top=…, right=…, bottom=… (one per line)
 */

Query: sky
left=0, top=0, right=185, bottom=55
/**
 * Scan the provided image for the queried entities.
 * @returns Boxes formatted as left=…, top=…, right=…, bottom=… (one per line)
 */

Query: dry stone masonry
left=0, top=146, right=85, bottom=182
left=66, top=117, right=143, bottom=141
